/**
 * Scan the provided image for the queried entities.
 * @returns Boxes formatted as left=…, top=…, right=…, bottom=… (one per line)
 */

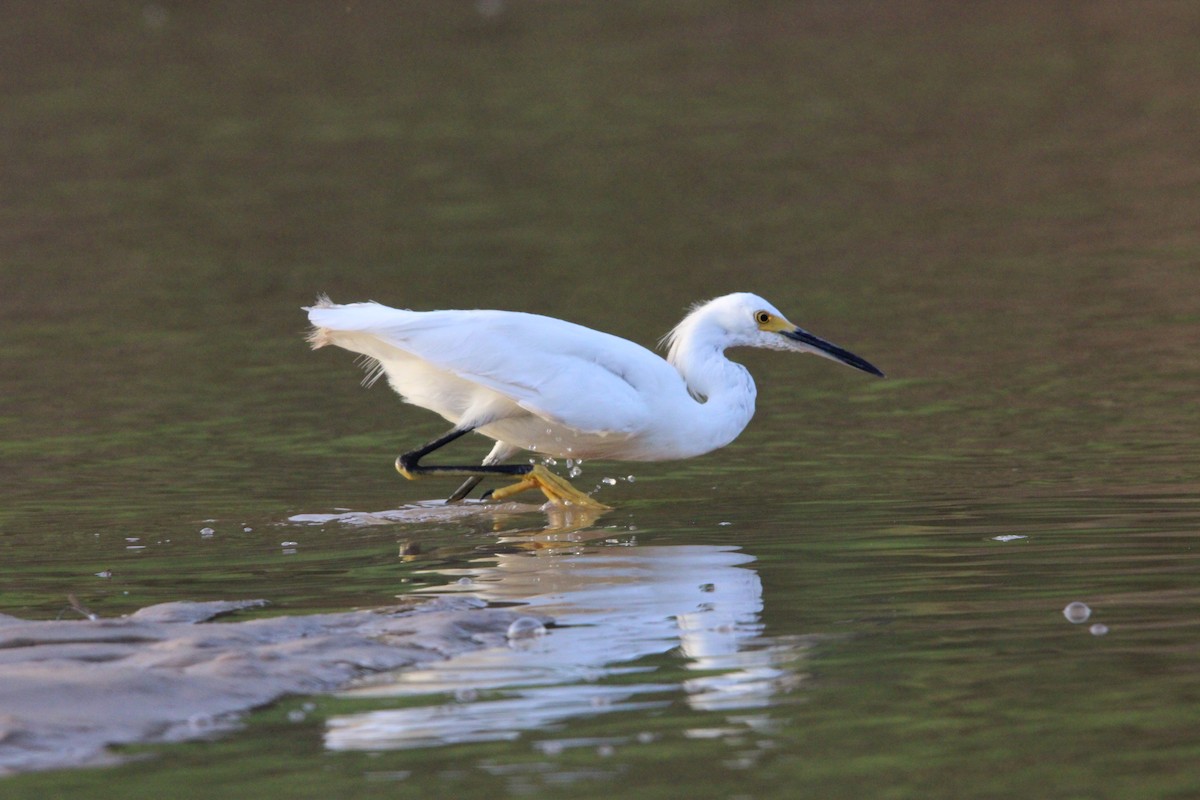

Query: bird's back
left=307, top=299, right=688, bottom=438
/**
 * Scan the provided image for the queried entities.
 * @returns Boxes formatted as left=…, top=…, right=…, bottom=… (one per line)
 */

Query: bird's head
left=668, top=293, right=885, bottom=377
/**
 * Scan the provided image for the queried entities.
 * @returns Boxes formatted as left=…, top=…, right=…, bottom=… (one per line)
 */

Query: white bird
left=306, top=293, right=883, bottom=508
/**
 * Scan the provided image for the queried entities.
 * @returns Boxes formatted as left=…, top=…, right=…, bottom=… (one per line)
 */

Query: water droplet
left=280, top=541, right=298, bottom=547
left=602, top=477, right=617, bottom=486
left=287, top=709, right=306, bottom=723
left=94, top=570, right=113, bottom=579
left=992, top=534, right=1026, bottom=542
left=506, top=617, right=546, bottom=640
left=188, top=713, right=214, bottom=731
left=1063, top=601, right=1091, bottom=623
left=199, top=527, right=215, bottom=537
left=568, top=466, right=582, bottom=478
left=454, top=688, right=478, bottom=703
left=1089, top=623, right=1109, bottom=636
left=626, top=475, right=636, bottom=483
left=456, top=576, right=473, bottom=586
left=475, top=0, right=505, bottom=20
left=142, top=4, right=169, bottom=30
left=243, top=526, right=253, bottom=532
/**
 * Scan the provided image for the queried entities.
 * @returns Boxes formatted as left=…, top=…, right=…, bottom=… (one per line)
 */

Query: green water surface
left=2, top=2, right=1199, bottom=798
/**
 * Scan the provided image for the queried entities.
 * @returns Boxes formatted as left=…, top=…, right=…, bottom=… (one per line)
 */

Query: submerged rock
left=0, top=597, right=541, bottom=775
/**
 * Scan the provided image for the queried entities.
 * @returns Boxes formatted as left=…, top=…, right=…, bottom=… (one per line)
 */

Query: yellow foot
left=395, top=456, right=424, bottom=481
left=395, top=457, right=415, bottom=480
left=489, top=464, right=610, bottom=510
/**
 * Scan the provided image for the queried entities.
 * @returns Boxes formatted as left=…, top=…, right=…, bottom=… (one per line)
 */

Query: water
left=3, top=2, right=1200, bottom=797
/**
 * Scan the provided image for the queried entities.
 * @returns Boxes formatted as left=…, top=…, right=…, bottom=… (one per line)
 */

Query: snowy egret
left=306, top=293, right=883, bottom=508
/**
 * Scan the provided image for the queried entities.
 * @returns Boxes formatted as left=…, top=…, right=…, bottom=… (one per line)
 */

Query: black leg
left=396, top=427, right=532, bottom=502
left=395, top=427, right=608, bottom=510
left=395, top=428, right=472, bottom=477
left=446, top=475, right=484, bottom=503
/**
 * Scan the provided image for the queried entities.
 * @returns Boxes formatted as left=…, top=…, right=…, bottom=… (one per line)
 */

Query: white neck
left=664, top=317, right=757, bottom=458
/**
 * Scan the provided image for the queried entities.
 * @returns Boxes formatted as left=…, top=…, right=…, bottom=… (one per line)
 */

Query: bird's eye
left=755, top=311, right=772, bottom=325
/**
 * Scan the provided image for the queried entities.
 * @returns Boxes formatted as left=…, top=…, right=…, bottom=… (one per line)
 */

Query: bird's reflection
left=323, top=516, right=812, bottom=753
left=288, top=497, right=607, bottom=535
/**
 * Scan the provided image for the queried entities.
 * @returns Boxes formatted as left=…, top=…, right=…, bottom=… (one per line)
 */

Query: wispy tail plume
left=305, top=294, right=336, bottom=349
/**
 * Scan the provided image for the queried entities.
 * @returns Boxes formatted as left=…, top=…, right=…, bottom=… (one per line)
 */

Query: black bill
left=783, top=328, right=885, bottom=377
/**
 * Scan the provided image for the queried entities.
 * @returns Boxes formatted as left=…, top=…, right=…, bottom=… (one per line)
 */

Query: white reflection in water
left=325, top=534, right=810, bottom=752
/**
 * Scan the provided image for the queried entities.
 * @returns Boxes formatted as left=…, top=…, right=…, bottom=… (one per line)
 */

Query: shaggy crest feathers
left=661, top=299, right=712, bottom=368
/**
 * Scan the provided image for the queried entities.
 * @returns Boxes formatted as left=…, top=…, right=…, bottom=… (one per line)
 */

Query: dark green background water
left=3, top=2, right=1199, bottom=797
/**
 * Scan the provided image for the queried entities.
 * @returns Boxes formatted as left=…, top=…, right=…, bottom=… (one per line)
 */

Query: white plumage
left=306, top=292, right=882, bottom=505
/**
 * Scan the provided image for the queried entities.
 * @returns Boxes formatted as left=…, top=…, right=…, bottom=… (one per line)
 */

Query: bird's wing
left=310, top=304, right=663, bottom=436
